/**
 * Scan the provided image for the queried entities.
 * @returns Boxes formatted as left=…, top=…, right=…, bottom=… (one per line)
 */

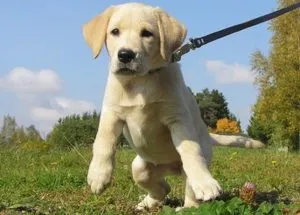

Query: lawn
left=0, top=146, right=299, bottom=214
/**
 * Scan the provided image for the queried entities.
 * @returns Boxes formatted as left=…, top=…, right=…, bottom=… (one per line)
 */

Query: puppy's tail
left=209, top=133, right=265, bottom=148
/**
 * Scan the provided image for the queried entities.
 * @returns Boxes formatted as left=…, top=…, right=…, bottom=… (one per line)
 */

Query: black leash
left=172, top=2, right=300, bottom=62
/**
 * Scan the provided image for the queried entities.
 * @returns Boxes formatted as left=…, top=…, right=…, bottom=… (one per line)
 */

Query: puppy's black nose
left=118, top=49, right=136, bottom=64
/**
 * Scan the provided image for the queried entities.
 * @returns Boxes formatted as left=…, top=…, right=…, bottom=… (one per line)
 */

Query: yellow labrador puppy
left=83, top=2, right=263, bottom=210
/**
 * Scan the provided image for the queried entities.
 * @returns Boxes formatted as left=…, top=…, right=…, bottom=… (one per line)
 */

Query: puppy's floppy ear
left=82, top=7, right=114, bottom=58
left=156, top=8, right=187, bottom=61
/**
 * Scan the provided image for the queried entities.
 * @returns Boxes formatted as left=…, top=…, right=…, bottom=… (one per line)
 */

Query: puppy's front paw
left=191, top=176, right=222, bottom=201
left=87, top=160, right=112, bottom=194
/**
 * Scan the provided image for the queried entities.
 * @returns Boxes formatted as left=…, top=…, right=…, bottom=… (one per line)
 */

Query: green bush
left=47, top=111, right=100, bottom=149
left=47, top=111, right=130, bottom=149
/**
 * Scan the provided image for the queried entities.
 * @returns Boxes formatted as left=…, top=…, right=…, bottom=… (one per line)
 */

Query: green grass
left=0, top=146, right=299, bottom=214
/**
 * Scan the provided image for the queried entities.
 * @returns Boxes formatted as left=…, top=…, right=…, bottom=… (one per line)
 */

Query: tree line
left=0, top=89, right=241, bottom=150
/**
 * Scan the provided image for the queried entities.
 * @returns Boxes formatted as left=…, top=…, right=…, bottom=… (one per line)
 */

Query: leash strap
left=172, top=2, right=300, bottom=62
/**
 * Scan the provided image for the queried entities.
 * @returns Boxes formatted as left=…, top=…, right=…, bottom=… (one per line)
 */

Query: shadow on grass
left=255, top=191, right=291, bottom=205
left=0, top=203, right=48, bottom=215
left=164, top=190, right=292, bottom=208
left=0, top=191, right=293, bottom=214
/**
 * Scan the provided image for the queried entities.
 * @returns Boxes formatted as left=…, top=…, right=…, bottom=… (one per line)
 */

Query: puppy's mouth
left=115, top=68, right=138, bottom=75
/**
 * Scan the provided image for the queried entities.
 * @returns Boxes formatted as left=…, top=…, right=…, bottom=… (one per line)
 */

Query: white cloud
left=0, top=67, right=96, bottom=134
left=30, top=97, right=96, bottom=122
left=30, top=98, right=97, bottom=134
left=0, top=67, right=62, bottom=94
left=30, top=107, right=60, bottom=121
left=54, top=97, right=96, bottom=114
left=205, top=60, right=254, bottom=84
left=29, top=97, right=96, bottom=134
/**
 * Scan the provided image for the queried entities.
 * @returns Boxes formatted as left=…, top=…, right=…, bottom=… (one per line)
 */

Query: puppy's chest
left=124, top=105, right=177, bottom=162
left=124, top=104, right=173, bottom=146
left=125, top=105, right=164, bottom=136
left=119, top=102, right=182, bottom=137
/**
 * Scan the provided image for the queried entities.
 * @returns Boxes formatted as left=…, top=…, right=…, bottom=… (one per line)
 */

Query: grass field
left=0, top=146, right=299, bottom=214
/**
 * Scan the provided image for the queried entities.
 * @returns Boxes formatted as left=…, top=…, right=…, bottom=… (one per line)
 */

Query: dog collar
left=148, top=67, right=163, bottom=74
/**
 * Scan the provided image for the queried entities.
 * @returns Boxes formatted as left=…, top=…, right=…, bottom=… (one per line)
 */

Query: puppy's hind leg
left=132, top=156, right=171, bottom=211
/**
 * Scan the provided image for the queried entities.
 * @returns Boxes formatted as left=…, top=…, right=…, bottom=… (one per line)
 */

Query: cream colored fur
left=83, top=2, right=264, bottom=211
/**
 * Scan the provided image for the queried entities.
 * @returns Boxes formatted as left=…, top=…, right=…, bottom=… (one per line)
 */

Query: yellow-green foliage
left=250, top=0, right=300, bottom=149
left=22, top=140, right=50, bottom=151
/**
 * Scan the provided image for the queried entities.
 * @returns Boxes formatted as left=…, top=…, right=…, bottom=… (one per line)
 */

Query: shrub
left=47, top=111, right=100, bottom=149
left=47, top=111, right=130, bottom=149
left=214, top=118, right=241, bottom=135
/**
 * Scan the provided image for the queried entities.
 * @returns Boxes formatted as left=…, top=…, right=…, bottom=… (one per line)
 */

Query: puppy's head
left=83, top=3, right=187, bottom=77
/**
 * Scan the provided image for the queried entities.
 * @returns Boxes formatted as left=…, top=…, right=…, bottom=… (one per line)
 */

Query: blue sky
left=0, top=0, right=276, bottom=135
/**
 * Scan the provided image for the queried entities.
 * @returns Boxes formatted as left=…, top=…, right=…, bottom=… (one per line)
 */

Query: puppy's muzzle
left=118, top=49, right=136, bottom=64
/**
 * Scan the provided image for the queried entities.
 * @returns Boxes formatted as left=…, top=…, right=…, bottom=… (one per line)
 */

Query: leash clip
left=189, top=37, right=205, bottom=48
left=171, top=39, right=193, bottom=62
left=171, top=38, right=204, bottom=62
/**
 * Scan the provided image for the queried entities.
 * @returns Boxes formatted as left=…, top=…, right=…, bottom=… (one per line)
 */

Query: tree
left=250, top=0, right=300, bottom=150
left=26, top=125, right=42, bottom=142
left=0, top=115, right=17, bottom=144
left=10, top=126, right=27, bottom=145
left=247, top=114, right=269, bottom=144
left=215, top=118, right=241, bottom=135
left=195, top=88, right=237, bottom=129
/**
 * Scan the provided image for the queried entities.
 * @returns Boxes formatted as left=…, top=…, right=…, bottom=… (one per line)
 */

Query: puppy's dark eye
left=111, top=28, right=120, bottom=36
left=140, top=29, right=153, bottom=38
